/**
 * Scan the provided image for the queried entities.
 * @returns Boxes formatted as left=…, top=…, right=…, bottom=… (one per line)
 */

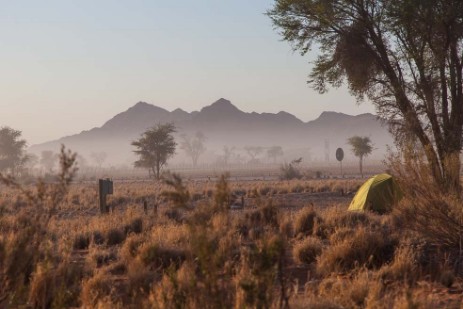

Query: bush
left=317, top=227, right=397, bottom=274
left=377, top=246, right=418, bottom=285
left=294, top=207, right=319, bottom=236
left=73, top=233, right=90, bottom=250
left=124, top=218, right=143, bottom=235
left=139, top=243, right=186, bottom=270
left=106, top=228, right=126, bottom=246
left=92, top=230, right=105, bottom=245
left=280, top=162, right=302, bottom=180
left=293, top=236, right=322, bottom=265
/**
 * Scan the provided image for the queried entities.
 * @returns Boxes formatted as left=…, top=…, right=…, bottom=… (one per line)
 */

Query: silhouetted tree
left=0, top=127, right=28, bottom=176
left=269, top=0, right=463, bottom=193
left=267, top=146, right=284, bottom=163
left=222, top=146, right=236, bottom=165
left=132, top=123, right=177, bottom=179
left=180, top=132, right=206, bottom=166
left=244, top=146, right=263, bottom=163
left=348, top=136, right=373, bottom=178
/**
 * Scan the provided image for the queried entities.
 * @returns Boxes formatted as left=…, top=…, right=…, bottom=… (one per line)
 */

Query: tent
left=348, top=173, right=402, bottom=213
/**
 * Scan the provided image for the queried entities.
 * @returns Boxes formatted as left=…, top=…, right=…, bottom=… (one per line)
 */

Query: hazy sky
left=0, top=1, right=375, bottom=145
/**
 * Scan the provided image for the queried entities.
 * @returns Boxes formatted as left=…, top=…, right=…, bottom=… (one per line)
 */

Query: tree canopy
left=267, top=146, right=284, bottom=163
left=348, top=136, right=373, bottom=177
left=268, top=0, right=463, bottom=193
left=0, top=127, right=28, bottom=175
left=180, top=131, right=206, bottom=166
left=132, top=123, right=177, bottom=179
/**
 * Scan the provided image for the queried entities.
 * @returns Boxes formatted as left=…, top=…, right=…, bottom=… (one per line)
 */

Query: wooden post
left=99, top=178, right=113, bottom=214
left=143, top=200, right=148, bottom=214
left=99, top=179, right=107, bottom=213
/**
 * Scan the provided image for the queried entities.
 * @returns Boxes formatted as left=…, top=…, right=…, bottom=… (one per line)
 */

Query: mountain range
left=29, top=98, right=394, bottom=165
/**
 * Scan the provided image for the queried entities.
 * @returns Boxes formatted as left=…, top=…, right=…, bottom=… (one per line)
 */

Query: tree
left=244, top=146, right=263, bottom=163
left=221, top=146, right=236, bottom=165
left=267, top=146, right=284, bottom=163
left=132, top=123, right=177, bottom=179
left=268, top=0, right=463, bottom=193
left=91, top=151, right=107, bottom=168
left=40, top=151, right=58, bottom=173
left=0, top=127, right=28, bottom=176
left=180, top=131, right=206, bottom=166
left=347, top=136, right=373, bottom=178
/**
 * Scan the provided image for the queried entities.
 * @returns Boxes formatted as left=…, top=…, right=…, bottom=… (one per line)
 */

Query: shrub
left=106, top=228, right=126, bottom=246
left=293, top=236, right=322, bottom=265
left=80, top=272, right=113, bottom=308
left=124, top=218, right=143, bottom=235
left=317, top=227, right=397, bottom=275
left=294, top=207, right=319, bottom=236
left=280, top=162, right=302, bottom=180
left=139, top=243, right=186, bottom=270
left=259, top=186, right=272, bottom=196
left=92, top=230, right=105, bottom=245
left=73, top=233, right=90, bottom=250
left=377, top=246, right=418, bottom=285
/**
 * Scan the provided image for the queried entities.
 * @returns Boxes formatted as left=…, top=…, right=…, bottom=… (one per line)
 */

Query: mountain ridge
left=29, top=98, right=391, bottom=164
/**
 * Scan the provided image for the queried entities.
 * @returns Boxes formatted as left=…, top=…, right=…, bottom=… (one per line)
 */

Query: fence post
left=98, top=178, right=113, bottom=214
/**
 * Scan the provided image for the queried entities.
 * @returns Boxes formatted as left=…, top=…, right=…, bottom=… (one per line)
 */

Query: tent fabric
left=348, top=173, right=402, bottom=213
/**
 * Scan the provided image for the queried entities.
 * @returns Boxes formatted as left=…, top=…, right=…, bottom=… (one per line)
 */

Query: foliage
left=214, top=173, right=231, bottom=212
left=268, top=0, right=463, bottom=193
left=0, top=126, right=28, bottom=176
left=0, top=145, right=78, bottom=307
left=347, top=136, right=373, bottom=177
left=180, top=131, right=206, bottom=166
left=244, top=146, right=263, bottom=163
left=280, top=157, right=303, bottom=180
left=161, top=172, right=191, bottom=210
left=267, top=146, right=284, bottom=163
left=0, top=172, right=462, bottom=307
left=221, top=145, right=235, bottom=165
left=132, top=123, right=177, bottom=179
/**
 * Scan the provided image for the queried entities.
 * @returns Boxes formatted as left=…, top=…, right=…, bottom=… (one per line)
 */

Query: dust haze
left=27, top=98, right=393, bottom=177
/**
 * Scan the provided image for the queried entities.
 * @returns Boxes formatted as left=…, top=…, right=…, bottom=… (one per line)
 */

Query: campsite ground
left=1, top=173, right=462, bottom=308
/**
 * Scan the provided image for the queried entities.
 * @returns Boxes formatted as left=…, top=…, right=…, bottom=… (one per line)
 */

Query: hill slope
left=29, top=99, right=393, bottom=164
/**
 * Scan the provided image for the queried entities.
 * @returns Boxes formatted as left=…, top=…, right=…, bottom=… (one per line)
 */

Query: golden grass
left=0, top=163, right=462, bottom=308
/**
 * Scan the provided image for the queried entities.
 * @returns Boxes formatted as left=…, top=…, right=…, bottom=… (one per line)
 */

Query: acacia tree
left=0, top=127, right=28, bottom=176
left=268, top=0, right=463, bottom=193
left=244, top=146, right=263, bottom=163
left=132, top=123, right=177, bottom=179
left=180, top=131, right=206, bottom=166
left=221, top=146, right=236, bottom=165
left=347, top=136, right=373, bottom=177
left=267, top=146, right=284, bottom=163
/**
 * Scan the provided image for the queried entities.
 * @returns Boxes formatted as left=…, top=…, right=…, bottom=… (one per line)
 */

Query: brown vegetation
left=0, top=155, right=462, bottom=308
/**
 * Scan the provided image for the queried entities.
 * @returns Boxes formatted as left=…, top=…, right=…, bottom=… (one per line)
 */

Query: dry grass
left=0, top=156, right=462, bottom=308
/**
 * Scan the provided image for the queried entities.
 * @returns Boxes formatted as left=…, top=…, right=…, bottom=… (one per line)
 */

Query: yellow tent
left=348, top=174, right=402, bottom=213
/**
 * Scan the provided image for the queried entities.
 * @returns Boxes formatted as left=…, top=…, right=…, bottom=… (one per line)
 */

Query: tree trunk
left=155, top=162, right=160, bottom=180
left=359, top=156, right=363, bottom=178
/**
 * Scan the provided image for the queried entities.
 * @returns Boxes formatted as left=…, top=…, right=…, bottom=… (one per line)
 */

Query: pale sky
left=0, top=0, right=375, bottom=145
